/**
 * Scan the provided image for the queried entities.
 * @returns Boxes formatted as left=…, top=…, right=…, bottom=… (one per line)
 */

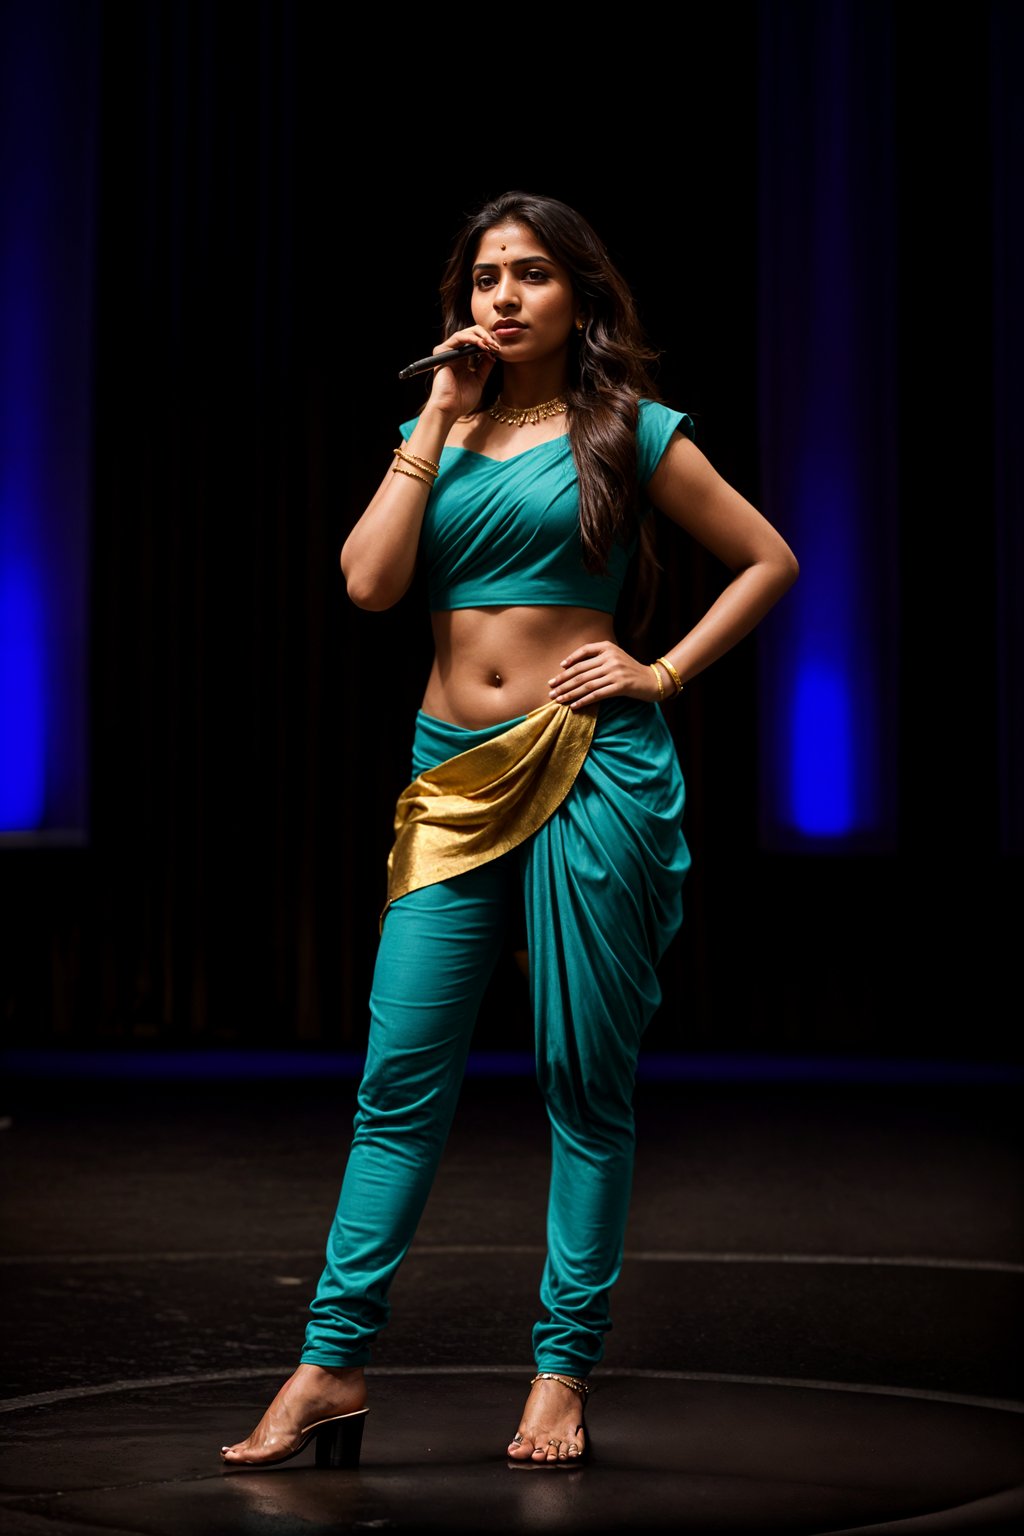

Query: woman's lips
left=494, top=323, right=527, bottom=338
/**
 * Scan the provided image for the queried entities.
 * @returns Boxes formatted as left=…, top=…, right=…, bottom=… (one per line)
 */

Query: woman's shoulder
left=637, top=397, right=696, bottom=441
left=635, top=398, right=696, bottom=483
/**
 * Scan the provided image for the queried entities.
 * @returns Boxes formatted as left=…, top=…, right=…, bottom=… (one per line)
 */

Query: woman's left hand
left=548, top=641, right=662, bottom=709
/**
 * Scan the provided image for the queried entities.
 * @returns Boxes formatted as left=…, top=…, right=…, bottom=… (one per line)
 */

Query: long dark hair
left=436, top=191, right=667, bottom=643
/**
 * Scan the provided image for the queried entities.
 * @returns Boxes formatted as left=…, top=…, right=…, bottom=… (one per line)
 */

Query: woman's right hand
left=427, top=325, right=501, bottom=419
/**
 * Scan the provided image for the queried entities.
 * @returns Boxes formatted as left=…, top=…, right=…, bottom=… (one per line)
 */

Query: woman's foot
left=507, top=1375, right=587, bottom=1464
left=220, top=1364, right=367, bottom=1466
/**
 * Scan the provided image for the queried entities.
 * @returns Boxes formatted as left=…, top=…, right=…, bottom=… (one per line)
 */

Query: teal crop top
left=399, top=397, right=695, bottom=614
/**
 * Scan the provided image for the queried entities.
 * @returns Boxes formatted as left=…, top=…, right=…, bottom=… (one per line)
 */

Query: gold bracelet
left=394, top=446, right=440, bottom=476
left=391, top=462, right=434, bottom=490
left=393, top=448, right=438, bottom=479
left=649, top=661, right=665, bottom=700
left=656, top=655, right=683, bottom=695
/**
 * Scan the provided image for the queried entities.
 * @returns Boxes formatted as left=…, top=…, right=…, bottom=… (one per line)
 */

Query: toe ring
left=512, top=1432, right=524, bottom=1444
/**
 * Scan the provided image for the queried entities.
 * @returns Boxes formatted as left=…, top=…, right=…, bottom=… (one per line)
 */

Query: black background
left=1, top=2, right=1018, bottom=1065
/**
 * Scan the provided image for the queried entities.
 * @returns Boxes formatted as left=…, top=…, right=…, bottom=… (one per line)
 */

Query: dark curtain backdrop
left=1, top=1, right=1018, bottom=1062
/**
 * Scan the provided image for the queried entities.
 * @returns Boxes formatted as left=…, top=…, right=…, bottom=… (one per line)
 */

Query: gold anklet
left=531, top=1372, right=590, bottom=1402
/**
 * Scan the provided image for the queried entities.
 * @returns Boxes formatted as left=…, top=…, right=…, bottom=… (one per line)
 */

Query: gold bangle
left=649, top=661, right=665, bottom=700
left=391, top=462, right=434, bottom=490
left=656, top=655, right=683, bottom=695
left=394, top=446, right=440, bottom=476
left=393, top=448, right=437, bottom=478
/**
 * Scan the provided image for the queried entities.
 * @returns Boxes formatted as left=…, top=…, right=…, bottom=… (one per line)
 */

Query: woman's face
left=469, top=221, right=578, bottom=365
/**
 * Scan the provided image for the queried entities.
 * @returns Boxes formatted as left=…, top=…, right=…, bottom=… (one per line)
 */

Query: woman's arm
left=549, top=431, right=798, bottom=708
left=340, top=326, right=500, bottom=611
left=341, top=404, right=456, bottom=611
left=643, top=431, right=799, bottom=687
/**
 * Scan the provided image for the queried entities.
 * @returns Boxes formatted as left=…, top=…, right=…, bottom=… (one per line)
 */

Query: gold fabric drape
left=381, top=701, right=597, bottom=928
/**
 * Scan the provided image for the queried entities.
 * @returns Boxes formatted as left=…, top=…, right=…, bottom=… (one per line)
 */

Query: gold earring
left=575, top=317, right=585, bottom=333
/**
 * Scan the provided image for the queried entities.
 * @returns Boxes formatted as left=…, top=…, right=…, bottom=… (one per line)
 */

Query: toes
left=509, top=1432, right=577, bottom=1462
left=220, top=1440, right=255, bottom=1462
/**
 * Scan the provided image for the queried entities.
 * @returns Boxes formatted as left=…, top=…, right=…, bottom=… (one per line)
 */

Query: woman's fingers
left=557, top=640, right=610, bottom=670
left=434, top=325, right=500, bottom=359
left=548, top=642, right=658, bottom=707
left=550, top=656, right=604, bottom=686
left=426, top=331, right=498, bottom=414
left=548, top=642, right=613, bottom=690
left=550, top=643, right=624, bottom=690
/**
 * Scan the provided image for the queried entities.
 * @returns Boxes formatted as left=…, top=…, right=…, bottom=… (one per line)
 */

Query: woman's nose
left=493, top=277, right=520, bottom=310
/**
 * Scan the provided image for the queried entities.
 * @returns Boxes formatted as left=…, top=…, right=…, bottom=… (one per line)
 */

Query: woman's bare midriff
left=422, top=606, right=618, bottom=728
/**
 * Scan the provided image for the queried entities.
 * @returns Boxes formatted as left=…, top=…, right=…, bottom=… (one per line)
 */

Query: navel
left=491, top=672, right=503, bottom=689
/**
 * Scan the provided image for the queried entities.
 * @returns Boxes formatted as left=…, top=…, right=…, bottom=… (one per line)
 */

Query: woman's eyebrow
left=471, top=255, right=556, bottom=272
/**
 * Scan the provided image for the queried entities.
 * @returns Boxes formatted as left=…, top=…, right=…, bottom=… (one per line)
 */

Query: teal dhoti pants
left=300, top=695, right=690, bottom=1378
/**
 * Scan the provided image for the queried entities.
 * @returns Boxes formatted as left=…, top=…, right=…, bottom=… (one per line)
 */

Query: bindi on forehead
left=473, top=240, right=558, bottom=273
left=476, top=225, right=555, bottom=267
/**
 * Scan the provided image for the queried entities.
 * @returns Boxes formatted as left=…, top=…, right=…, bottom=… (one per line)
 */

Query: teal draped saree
left=301, top=695, right=690, bottom=1375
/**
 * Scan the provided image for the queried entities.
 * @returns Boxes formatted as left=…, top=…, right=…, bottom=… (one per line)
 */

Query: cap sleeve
left=637, top=398, right=696, bottom=484
left=399, top=417, right=419, bottom=441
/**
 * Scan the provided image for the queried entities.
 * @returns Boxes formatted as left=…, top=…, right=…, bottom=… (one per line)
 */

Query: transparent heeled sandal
left=221, top=1406, right=368, bottom=1470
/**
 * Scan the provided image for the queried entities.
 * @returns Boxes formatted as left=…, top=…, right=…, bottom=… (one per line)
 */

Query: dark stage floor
left=1, top=1065, right=1022, bottom=1534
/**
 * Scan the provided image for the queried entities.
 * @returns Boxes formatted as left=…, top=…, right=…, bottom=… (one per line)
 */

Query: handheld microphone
left=398, top=342, right=482, bottom=380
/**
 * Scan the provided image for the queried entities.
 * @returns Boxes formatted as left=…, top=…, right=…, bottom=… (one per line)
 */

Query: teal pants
left=300, top=696, right=690, bottom=1378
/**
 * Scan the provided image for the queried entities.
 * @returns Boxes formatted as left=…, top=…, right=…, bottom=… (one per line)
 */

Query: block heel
left=314, top=1407, right=368, bottom=1469
left=220, top=1406, right=369, bottom=1471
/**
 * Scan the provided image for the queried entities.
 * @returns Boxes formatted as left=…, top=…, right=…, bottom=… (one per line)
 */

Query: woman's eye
left=525, top=269, right=548, bottom=281
left=474, top=276, right=495, bottom=290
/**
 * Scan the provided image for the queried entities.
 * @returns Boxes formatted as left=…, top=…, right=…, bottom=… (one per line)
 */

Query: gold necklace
left=488, top=395, right=567, bottom=428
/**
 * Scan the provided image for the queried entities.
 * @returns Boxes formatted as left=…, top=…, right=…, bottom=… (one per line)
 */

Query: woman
left=219, top=190, right=798, bottom=1471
